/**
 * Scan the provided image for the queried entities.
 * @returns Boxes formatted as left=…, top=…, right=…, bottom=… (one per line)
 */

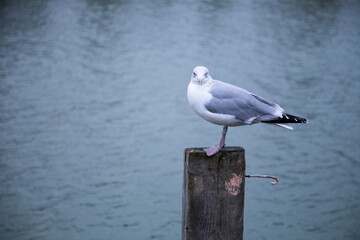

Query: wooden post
left=182, top=147, right=245, bottom=240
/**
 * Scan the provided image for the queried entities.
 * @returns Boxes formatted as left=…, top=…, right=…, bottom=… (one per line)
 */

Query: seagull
left=187, top=66, right=307, bottom=157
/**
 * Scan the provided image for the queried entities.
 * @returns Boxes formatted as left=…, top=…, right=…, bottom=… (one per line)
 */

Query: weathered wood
left=182, top=147, right=245, bottom=240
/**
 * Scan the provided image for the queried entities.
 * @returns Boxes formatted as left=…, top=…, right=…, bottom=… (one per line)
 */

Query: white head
left=191, top=66, right=212, bottom=85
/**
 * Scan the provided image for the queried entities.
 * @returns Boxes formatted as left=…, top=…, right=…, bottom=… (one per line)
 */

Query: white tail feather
left=275, top=123, right=294, bottom=130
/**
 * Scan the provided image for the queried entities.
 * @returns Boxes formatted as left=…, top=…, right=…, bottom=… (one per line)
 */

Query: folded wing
left=206, top=80, right=284, bottom=124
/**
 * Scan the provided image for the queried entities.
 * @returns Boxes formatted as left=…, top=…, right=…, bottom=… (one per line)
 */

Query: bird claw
left=204, top=144, right=221, bottom=157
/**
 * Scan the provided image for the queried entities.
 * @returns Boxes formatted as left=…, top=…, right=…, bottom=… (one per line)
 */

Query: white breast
left=187, top=82, right=212, bottom=114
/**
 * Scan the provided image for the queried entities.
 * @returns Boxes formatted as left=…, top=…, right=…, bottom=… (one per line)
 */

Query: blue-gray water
left=1, top=0, right=359, bottom=239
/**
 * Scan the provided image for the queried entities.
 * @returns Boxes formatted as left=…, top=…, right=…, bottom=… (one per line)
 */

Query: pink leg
left=204, top=126, right=228, bottom=156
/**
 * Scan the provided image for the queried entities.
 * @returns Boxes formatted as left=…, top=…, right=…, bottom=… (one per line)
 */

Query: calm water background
left=1, top=0, right=360, bottom=239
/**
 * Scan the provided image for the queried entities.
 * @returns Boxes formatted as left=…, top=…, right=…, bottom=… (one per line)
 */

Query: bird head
left=191, top=66, right=212, bottom=85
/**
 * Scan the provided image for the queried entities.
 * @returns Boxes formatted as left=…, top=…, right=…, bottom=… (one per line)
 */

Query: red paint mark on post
left=225, top=173, right=242, bottom=195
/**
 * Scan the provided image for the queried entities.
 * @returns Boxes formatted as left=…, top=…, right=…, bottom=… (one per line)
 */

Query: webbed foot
left=204, top=144, right=224, bottom=157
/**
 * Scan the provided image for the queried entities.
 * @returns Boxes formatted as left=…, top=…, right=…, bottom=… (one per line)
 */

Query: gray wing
left=206, top=80, right=283, bottom=123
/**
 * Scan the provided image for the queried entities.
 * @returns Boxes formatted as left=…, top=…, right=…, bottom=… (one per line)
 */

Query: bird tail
left=274, top=123, right=293, bottom=130
left=262, top=113, right=308, bottom=124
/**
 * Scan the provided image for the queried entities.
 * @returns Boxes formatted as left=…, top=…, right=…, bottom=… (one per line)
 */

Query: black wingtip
left=262, top=113, right=307, bottom=124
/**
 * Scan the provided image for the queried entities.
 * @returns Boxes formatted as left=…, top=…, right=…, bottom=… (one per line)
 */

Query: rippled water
left=1, top=0, right=359, bottom=239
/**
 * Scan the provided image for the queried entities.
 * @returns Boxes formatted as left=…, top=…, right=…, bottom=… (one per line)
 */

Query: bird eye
left=193, top=72, right=196, bottom=77
left=205, top=72, right=208, bottom=77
